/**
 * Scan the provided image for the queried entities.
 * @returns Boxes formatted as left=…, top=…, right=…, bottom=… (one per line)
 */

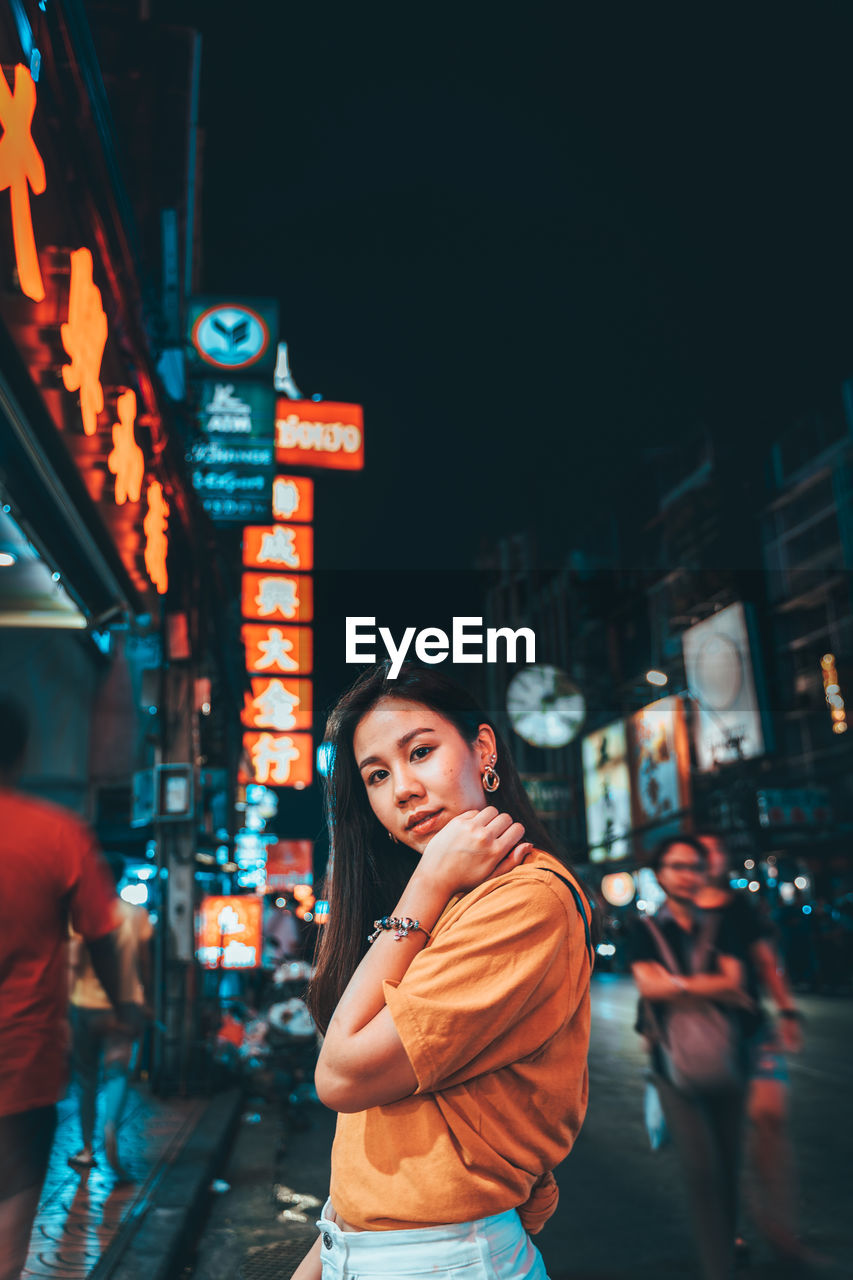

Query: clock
left=506, top=664, right=586, bottom=748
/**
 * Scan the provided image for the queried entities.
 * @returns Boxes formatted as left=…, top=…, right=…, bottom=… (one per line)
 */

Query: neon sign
left=61, top=248, right=108, bottom=436
left=144, top=481, right=169, bottom=595
left=107, top=390, right=144, bottom=505
left=0, top=65, right=46, bottom=302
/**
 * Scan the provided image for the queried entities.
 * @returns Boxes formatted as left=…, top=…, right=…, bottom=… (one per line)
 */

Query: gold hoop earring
left=482, top=756, right=500, bottom=793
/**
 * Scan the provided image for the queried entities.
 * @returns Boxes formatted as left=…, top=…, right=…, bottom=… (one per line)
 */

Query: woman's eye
left=367, top=768, right=388, bottom=786
left=411, top=745, right=433, bottom=761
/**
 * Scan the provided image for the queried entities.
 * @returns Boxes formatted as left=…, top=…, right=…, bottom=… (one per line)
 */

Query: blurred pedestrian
left=696, top=834, right=815, bottom=1270
left=68, top=861, right=153, bottom=1176
left=0, top=699, right=125, bottom=1280
left=628, top=835, right=753, bottom=1280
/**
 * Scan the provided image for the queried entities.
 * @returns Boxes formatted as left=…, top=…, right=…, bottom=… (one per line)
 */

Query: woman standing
left=292, top=662, right=594, bottom=1280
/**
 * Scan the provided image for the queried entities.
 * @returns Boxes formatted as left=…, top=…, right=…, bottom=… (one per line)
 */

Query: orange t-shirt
left=329, top=851, right=591, bottom=1231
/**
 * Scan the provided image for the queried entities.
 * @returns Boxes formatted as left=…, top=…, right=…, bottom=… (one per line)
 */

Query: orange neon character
left=144, top=481, right=169, bottom=594
left=60, top=248, right=108, bottom=435
left=250, top=733, right=301, bottom=785
left=0, top=65, right=46, bottom=303
left=107, top=390, right=144, bottom=505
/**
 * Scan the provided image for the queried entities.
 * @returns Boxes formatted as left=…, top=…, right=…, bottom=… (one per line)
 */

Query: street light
left=646, top=670, right=668, bottom=687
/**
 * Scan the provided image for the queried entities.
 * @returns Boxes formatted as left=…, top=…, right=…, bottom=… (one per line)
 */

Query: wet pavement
left=23, top=1084, right=204, bottom=1279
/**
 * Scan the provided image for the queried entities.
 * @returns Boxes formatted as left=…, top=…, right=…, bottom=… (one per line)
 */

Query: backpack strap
left=538, top=867, right=595, bottom=969
left=643, top=911, right=721, bottom=977
left=642, top=915, right=684, bottom=975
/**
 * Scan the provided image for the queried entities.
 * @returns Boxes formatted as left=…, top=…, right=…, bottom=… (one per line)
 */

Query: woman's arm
left=289, top=1235, right=321, bottom=1280
left=315, top=808, right=530, bottom=1114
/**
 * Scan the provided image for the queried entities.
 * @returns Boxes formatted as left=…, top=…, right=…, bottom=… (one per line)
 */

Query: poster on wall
left=581, top=719, right=632, bottom=862
left=628, top=695, right=691, bottom=830
left=681, top=602, right=767, bottom=771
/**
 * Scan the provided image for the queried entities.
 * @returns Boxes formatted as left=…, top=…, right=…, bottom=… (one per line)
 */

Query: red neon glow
left=107, top=390, right=144, bottom=505
left=61, top=248, right=108, bottom=436
left=144, top=481, right=169, bottom=595
left=0, top=65, right=46, bottom=302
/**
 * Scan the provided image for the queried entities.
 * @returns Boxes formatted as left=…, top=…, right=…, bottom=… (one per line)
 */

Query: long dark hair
left=307, top=661, right=592, bottom=1032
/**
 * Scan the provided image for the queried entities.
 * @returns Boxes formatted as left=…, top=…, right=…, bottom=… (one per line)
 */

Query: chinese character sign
left=241, top=731, right=313, bottom=788
left=107, top=389, right=144, bottom=505
left=243, top=524, right=313, bottom=571
left=241, top=572, right=313, bottom=622
left=0, top=65, right=46, bottom=302
left=243, top=677, right=313, bottom=731
left=272, top=475, right=314, bottom=523
left=242, top=623, right=313, bottom=674
left=61, top=248, right=109, bottom=436
left=144, top=481, right=169, bottom=595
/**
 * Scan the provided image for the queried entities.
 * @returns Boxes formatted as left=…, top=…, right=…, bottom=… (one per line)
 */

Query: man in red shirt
left=0, top=699, right=125, bottom=1280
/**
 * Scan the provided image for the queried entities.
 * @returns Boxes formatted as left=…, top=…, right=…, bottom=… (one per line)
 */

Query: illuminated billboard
left=581, top=719, right=632, bottom=862
left=629, top=695, right=691, bottom=830
left=196, top=896, right=263, bottom=969
left=275, top=400, right=364, bottom=471
left=682, top=602, right=767, bottom=771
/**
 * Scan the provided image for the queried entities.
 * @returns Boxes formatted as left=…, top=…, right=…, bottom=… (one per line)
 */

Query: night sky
left=155, top=4, right=853, bottom=566
left=145, top=4, right=853, bottom=839
left=154, top=6, right=853, bottom=611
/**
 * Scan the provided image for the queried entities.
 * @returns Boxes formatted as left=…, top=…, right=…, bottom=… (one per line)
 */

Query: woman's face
left=352, top=697, right=496, bottom=853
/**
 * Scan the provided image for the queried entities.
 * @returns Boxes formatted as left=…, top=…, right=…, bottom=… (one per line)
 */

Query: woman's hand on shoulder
left=416, top=807, right=532, bottom=897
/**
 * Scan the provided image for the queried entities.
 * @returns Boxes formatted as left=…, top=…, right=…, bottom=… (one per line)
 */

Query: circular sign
left=506, top=664, right=586, bottom=749
left=191, top=304, right=271, bottom=370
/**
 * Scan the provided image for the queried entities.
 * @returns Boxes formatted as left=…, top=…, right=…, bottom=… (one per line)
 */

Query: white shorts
left=316, top=1199, right=550, bottom=1279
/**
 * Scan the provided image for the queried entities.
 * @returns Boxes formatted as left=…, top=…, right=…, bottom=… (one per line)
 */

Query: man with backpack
left=628, top=835, right=754, bottom=1280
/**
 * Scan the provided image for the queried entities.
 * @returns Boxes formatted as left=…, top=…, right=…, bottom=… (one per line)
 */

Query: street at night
left=2, top=5, right=853, bottom=1280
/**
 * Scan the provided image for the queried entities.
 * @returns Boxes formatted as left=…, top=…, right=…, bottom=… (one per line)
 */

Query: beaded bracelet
left=367, top=916, right=431, bottom=945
